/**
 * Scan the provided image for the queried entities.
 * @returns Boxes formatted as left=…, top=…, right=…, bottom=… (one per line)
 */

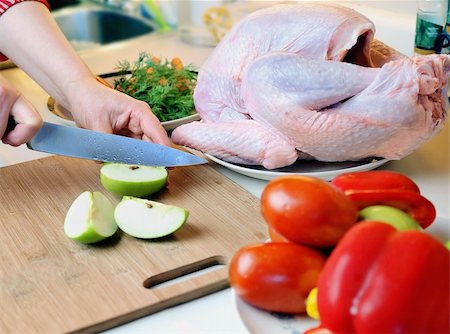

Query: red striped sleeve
left=0, top=0, right=50, bottom=61
left=0, top=0, right=49, bottom=15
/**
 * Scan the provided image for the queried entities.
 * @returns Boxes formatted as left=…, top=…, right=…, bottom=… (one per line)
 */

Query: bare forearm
left=0, top=2, right=94, bottom=109
left=0, top=1, right=171, bottom=146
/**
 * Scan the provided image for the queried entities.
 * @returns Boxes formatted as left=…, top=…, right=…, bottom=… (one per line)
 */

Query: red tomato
left=261, top=176, right=358, bottom=247
left=268, top=226, right=291, bottom=243
left=331, top=170, right=420, bottom=194
left=268, top=226, right=335, bottom=257
left=229, top=242, right=326, bottom=314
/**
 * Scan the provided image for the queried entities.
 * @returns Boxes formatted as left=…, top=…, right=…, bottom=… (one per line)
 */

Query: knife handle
left=5, top=115, right=33, bottom=149
left=5, top=115, right=17, bottom=135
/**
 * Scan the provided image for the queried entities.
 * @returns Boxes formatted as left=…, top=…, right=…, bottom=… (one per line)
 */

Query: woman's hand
left=0, top=75, right=42, bottom=146
left=64, top=77, right=171, bottom=146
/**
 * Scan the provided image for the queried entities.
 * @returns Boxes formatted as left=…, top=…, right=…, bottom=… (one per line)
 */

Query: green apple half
left=100, top=163, right=168, bottom=197
left=64, top=191, right=118, bottom=244
left=359, top=205, right=421, bottom=231
left=114, top=196, right=188, bottom=239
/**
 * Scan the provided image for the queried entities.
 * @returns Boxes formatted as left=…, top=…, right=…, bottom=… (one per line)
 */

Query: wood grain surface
left=0, top=156, right=267, bottom=333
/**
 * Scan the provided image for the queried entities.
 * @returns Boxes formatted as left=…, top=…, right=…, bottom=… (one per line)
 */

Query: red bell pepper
left=331, top=171, right=436, bottom=228
left=332, top=170, right=421, bottom=194
left=314, top=221, right=449, bottom=333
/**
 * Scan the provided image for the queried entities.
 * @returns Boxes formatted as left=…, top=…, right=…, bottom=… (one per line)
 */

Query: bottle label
left=435, top=31, right=450, bottom=54
left=415, top=16, right=443, bottom=51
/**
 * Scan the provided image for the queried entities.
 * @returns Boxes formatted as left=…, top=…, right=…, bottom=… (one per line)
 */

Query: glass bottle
left=414, top=0, right=448, bottom=54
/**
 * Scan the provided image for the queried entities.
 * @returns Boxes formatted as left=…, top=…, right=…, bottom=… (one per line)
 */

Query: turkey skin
left=172, top=3, right=449, bottom=169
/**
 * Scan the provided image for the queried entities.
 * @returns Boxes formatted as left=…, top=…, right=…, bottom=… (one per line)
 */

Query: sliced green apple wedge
left=100, top=163, right=168, bottom=197
left=114, top=196, right=188, bottom=239
left=359, top=205, right=421, bottom=231
left=64, top=191, right=118, bottom=244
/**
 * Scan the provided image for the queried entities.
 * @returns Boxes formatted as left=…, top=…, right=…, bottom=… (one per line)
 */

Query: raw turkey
left=171, top=3, right=449, bottom=169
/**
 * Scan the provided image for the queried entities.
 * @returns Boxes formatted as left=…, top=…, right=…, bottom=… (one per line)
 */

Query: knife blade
left=6, top=116, right=207, bottom=167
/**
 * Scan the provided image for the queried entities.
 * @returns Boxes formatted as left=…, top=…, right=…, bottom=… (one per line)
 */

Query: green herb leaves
left=114, top=52, right=198, bottom=122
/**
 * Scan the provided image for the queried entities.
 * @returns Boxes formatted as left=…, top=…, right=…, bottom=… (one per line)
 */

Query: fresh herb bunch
left=114, top=52, right=198, bottom=122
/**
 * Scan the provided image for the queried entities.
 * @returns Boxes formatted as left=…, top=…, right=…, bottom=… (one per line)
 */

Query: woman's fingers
left=3, top=95, right=42, bottom=146
left=0, top=75, right=42, bottom=146
left=0, top=80, right=17, bottom=140
left=138, top=107, right=171, bottom=146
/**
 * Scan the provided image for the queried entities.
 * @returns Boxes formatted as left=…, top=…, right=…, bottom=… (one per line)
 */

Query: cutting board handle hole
left=143, top=255, right=227, bottom=289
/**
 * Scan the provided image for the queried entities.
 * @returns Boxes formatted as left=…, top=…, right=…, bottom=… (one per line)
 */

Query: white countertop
left=1, top=2, right=448, bottom=333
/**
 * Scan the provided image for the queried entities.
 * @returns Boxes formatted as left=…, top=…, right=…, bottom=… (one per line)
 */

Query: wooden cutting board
left=0, top=156, right=267, bottom=333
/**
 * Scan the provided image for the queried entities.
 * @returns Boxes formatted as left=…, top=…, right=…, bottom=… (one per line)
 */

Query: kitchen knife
left=6, top=116, right=207, bottom=167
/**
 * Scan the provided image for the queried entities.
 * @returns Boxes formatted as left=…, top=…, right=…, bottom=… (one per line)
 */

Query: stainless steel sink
left=0, top=4, right=157, bottom=69
left=52, top=6, right=156, bottom=50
